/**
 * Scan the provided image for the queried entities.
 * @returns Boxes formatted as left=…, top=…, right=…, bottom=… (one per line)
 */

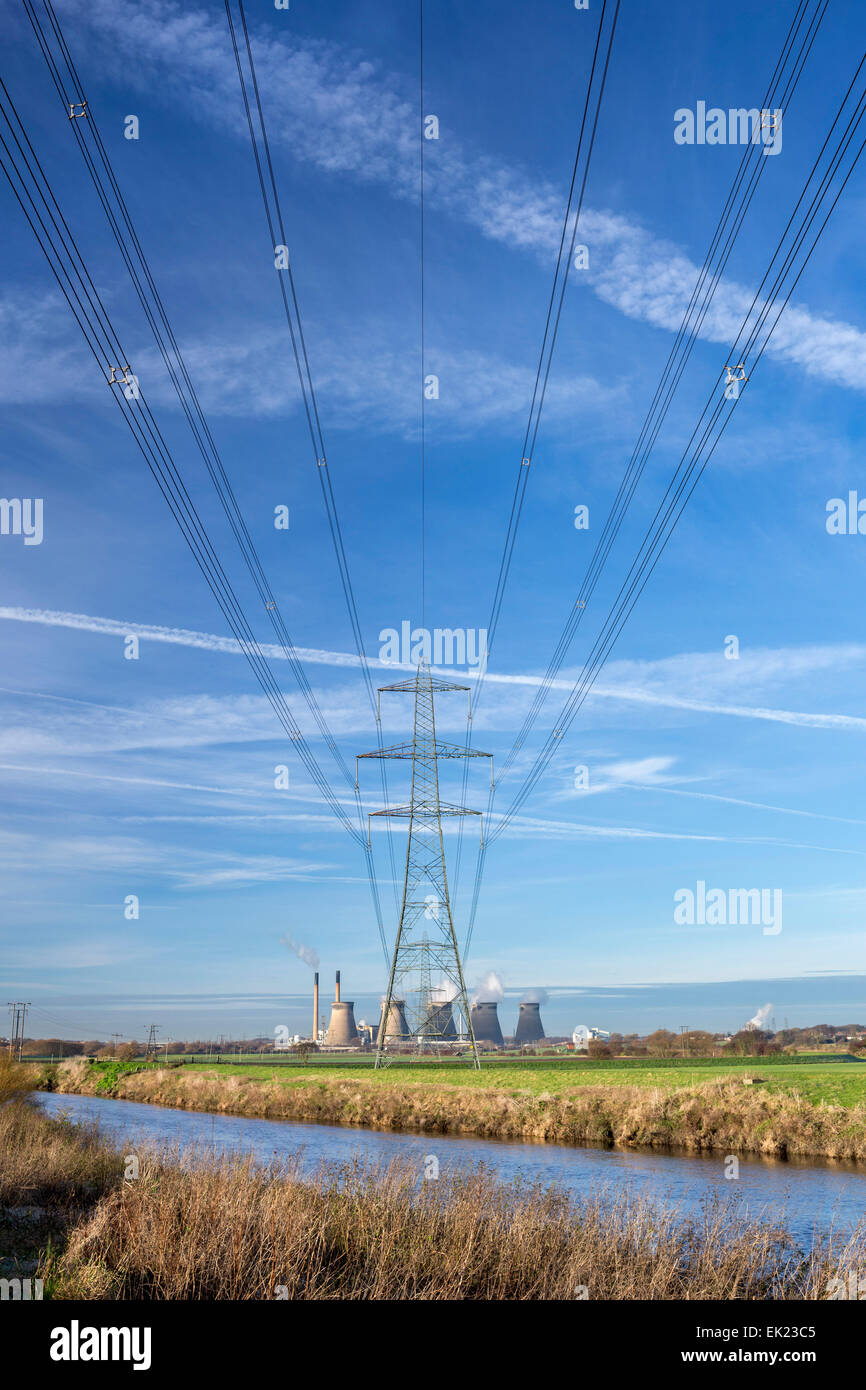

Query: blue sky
left=1, top=0, right=865, bottom=1043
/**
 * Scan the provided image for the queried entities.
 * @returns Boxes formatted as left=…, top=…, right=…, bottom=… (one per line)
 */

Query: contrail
left=2, top=604, right=866, bottom=732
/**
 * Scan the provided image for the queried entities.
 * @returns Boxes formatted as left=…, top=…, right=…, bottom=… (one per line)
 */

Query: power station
left=298, top=967, right=552, bottom=1052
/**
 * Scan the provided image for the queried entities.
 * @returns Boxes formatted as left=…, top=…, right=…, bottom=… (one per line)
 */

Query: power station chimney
left=313, top=972, right=319, bottom=1043
left=514, top=1001, right=545, bottom=1044
left=325, top=970, right=358, bottom=1046
left=470, top=1000, right=503, bottom=1046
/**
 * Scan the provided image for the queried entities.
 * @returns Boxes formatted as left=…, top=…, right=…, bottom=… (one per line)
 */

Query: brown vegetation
left=0, top=1058, right=121, bottom=1283
left=43, top=1134, right=866, bottom=1302
left=52, top=1059, right=866, bottom=1161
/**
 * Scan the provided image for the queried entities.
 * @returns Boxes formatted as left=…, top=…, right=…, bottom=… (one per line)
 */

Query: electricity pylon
left=358, top=662, right=492, bottom=1068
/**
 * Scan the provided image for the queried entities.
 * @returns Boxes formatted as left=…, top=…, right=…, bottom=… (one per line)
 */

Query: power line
left=224, top=0, right=399, bottom=934
left=452, top=0, right=621, bottom=914
left=11, top=1, right=398, bottom=957
left=6, top=1002, right=30, bottom=1059
left=492, top=0, right=825, bottom=792
left=0, top=78, right=366, bottom=855
left=26, top=0, right=357, bottom=793
left=419, top=0, right=427, bottom=633
left=483, top=0, right=621, bottom=664
left=462, top=53, right=866, bottom=940
left=458, top=0, right=822, bottom=931
left=461, top=0, right=826, bottom=945
left=494, top=55, right=866, bottom=834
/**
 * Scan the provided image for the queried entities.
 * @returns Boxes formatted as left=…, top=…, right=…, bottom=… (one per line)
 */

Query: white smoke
left=473, top=970, right=504, bottom=1005
left=431, top=980, right=459, bottom=1003
left=746, top=1002, right=773, bottom=1031
left=520, top=988, right=549, bottom=1005
left=280, top=935, right=319, bottom=970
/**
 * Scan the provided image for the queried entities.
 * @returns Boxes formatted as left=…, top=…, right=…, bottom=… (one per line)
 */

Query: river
left=36, top=1090, right=866, bottom=1244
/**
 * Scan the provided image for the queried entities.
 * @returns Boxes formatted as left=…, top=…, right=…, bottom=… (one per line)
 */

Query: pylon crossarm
left=370, top=804, right=480, bottom=818
left=359, top=740, right=491, bottom=761
left=377, top=675, right=471, bottom=694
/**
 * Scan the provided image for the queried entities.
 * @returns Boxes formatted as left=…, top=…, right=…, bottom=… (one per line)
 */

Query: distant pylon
left=358, top=662, right=492, bottom=1068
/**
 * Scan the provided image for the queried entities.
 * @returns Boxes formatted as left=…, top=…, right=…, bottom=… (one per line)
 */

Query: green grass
left=173, top=1054, right=866, bottom=1106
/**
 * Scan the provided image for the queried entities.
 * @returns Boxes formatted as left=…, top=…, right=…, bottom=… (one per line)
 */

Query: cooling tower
left=421, top=998, right=457, bottom=1039
left=470, top=1000, right=503, bottom=1046
left=514, top=1001, right=545, bottom=1043
left=379, top=997, right=410, bottom=1041
left=325, top=1001, right=359, bottom=1046
left=323, top=970, right=358, bottom=1045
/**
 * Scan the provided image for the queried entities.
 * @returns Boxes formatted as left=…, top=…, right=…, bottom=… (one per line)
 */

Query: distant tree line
left=14, top=1037, right=280, bottom=1059
left=11, top=1024, right=866, bottom=1061
left=584, top=1025, right=866, bottom=1059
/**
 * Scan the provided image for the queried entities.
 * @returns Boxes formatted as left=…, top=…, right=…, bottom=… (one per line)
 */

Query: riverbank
left=47, top=1058, right=866, bottom=1161
left=6, top=1087, right=866, bottom=1300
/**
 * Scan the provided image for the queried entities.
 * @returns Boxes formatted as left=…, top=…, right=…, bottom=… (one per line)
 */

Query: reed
left=49, top=1144, right=865, bottom=1301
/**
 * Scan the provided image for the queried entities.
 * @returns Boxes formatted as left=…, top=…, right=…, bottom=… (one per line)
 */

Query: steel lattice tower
left=358, top=663, right=491, bottom=1068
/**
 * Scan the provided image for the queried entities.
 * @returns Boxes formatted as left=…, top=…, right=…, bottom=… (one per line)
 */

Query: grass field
left=173, top=1055, right=866, bottom=1107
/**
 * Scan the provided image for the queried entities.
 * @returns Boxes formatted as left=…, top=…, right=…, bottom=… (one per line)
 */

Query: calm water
left=36, top=1090, right=866, bottom=1245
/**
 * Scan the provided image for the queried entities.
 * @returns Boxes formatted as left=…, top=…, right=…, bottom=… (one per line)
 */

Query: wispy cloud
left=51, top=0, right=866, bottom=395
left=0, top=293, right=614, bottom=433
left=624, top=782, right=866, bottom=829
left=557, top=754, right=680, bottom=799
left=498, top=811, right=862, bottom=857
left=0, top=823, right=352, bottom=890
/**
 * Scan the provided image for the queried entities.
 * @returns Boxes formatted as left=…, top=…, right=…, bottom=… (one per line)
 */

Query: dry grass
left=0, top=1064, right=121, bottom=1281
left=0, top=1100, right=121, bottom=1210
left=53, top=1060, right=866, bottom=1161
left=4, top=1097, right=864, bottom=1301
left=0, top=1053, right=39, bottom=1107
left=47, top=1146, right=866, bottom=1301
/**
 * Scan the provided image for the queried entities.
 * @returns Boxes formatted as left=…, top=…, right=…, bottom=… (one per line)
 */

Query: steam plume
left=280, top=934, right=319, bottom=970
left=473, top=970, right=504, bottom=1005
left=746, top=1002, right=773, bottom=1031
